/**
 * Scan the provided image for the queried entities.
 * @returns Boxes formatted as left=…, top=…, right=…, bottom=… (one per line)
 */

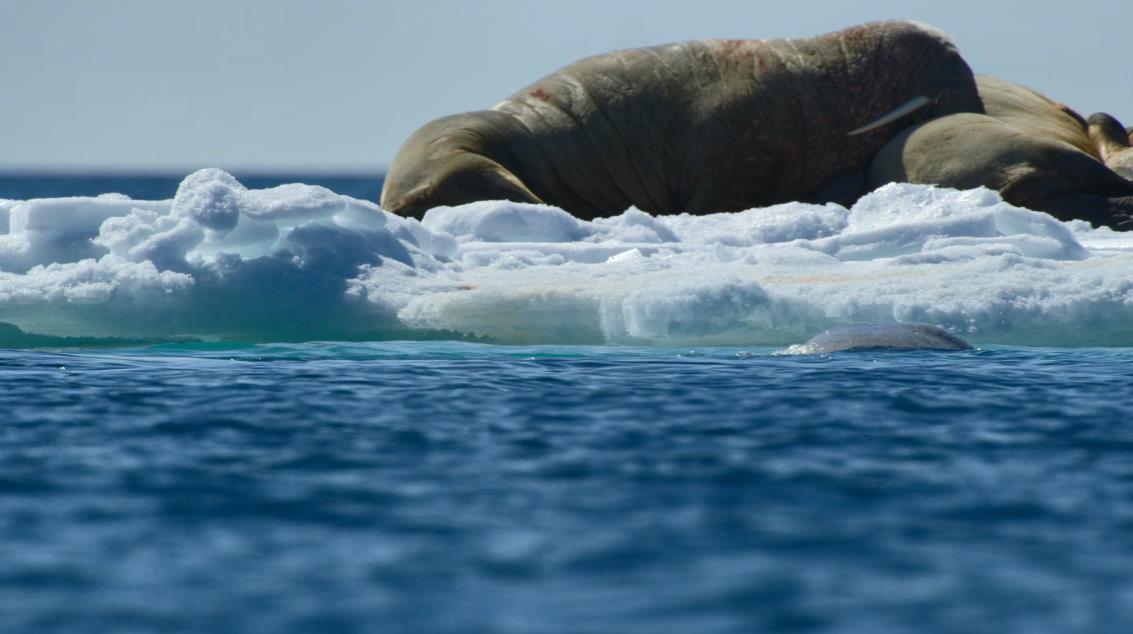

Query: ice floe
left=3, top=169, right=1133, bottom=346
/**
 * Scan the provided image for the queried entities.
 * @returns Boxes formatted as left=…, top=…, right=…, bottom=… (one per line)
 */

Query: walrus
left=1088, top=112, right=1133, bottom=179
left=786, top=323, right=973, bottom=354
left=868, top=75, right=1133, bottom=229
left=381, top=20, right=983, bottom=220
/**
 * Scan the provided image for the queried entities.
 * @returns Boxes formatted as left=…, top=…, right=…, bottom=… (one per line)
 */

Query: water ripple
left=3, top=344, right=1133, bottom=633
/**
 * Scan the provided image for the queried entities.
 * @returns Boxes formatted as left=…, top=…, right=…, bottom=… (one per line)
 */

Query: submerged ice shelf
left=3, top=168, right=1133, bottom=347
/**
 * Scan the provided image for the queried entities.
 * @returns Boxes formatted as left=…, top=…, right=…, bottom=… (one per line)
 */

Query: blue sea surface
left=3, top=341, right=1133, bottom=633
left=0, top=171, right=384, bottom=203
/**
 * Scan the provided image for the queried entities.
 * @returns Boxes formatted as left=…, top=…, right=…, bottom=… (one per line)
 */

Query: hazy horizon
left=2, top=0, right=1129, bottom=172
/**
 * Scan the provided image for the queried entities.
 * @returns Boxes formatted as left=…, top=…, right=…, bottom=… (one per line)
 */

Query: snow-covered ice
left=3, top=168, right=1133, bottom=346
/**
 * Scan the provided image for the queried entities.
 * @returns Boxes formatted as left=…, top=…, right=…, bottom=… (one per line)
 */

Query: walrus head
left=1088, top=112, right=1133, bottom=180
left=848, top=21, right=983, bottom=137
left=381, top=112, right=541, bottom=218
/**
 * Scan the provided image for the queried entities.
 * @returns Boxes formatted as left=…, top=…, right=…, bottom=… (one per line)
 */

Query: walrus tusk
left=848, top=95, right=931, bottom=136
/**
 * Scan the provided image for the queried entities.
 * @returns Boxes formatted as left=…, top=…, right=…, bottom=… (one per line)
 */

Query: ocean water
left=0, top=171, right=384, bottom=204
left=4, top=342, right=1133, bottom=633
left=3, top=173, right=1133, bottom=632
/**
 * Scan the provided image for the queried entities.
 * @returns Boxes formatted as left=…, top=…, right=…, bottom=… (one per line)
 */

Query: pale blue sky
left=1, top=0, right=1129, bottom=171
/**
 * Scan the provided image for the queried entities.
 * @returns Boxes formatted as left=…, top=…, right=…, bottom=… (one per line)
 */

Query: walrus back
left=976, top=75, right=1094, bottom=155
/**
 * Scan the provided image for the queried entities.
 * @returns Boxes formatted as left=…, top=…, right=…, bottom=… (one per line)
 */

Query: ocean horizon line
left=0, top=166, right=390, bottom=177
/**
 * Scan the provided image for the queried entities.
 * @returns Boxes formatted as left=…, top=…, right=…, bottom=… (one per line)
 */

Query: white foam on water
left=3, top=169, right=1133, bottom=345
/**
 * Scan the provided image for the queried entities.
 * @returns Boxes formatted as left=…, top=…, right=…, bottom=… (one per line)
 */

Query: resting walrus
left=381, top=20, right=983, bottom=220
left=1087, top=113, right=1133, bottom=180
left=868, top=75, right=1133, bottom=229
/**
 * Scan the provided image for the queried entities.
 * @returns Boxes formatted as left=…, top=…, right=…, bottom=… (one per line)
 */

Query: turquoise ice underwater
left=3, top=171, right=1133, bottom=633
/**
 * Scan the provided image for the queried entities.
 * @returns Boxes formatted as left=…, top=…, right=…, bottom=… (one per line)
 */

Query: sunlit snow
left=3, top=168, right=1133, bottom=346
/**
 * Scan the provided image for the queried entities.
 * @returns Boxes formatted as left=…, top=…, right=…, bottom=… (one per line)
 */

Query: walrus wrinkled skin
left=381, top=21, right=983, bottom=220
left=869, top=75, right=1133, bottom=229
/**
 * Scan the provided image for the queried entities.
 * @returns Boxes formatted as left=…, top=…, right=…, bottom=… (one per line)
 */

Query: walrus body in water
left=787, top=323, right=974, bottom=354
left=381, top=21, right=982, bottom=220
